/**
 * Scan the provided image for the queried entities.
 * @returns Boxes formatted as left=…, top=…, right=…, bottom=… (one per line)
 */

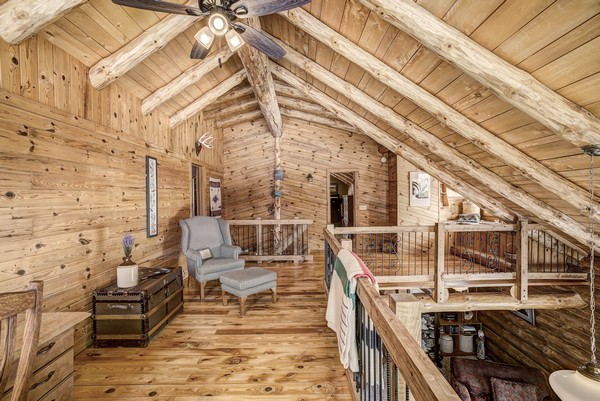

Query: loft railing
left=229, top=219, right=313, bottom=263
left=324, top=227, right=460, bottom=401
left=331, top=222, right=588, bottom=297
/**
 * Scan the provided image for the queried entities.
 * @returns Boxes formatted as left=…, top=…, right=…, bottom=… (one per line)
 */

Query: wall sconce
left=306, top=174, right=313, bottom=183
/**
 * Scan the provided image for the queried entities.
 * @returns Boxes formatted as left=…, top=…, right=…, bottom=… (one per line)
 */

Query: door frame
left=327, top=169, right=359, bottom=227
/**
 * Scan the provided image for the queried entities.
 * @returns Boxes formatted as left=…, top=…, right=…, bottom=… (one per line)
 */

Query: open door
left=191, top=164, right=203, bottom=216
left=328, top=171, right=358, bottom=227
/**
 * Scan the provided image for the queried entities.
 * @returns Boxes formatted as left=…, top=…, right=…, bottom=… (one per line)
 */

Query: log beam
left=236, top=17, right=282, bottom=138
left=271, top=37, right=599, bottom=247
left=169, top=69, right=246, bottom=128
left=89, top=1, right=201, bottom=90
left=142, top=47, right=234, bottom=115
left=0, top=0, right=87, bottom=44
left=282, top=8, right=599, bottom=222
left=357, top=0, right=600, bottom=147
left=271, top=63, right=518, bottom=222
left=417, top=291, right=585, bottom=312
left=281, top=107, right=356, bottom=132
left=216, top=109, right=262, bottom=129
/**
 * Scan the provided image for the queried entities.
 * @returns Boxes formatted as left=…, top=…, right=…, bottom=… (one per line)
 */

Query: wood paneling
left=220, top=115, right=389, bottom=250
left=0, top=35, right=223, bottom=353
left=395, top=158, right=440, bottom=226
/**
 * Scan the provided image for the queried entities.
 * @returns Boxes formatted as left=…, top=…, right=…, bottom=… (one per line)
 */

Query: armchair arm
left=182, top=248, right=203, bottom=266
left=221, top=244, right=242, bottom=259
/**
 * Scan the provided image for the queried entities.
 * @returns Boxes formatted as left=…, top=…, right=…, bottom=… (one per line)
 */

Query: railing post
left=293, top=223, right=299, bottom=264
left=434, top=223, right=447, bottom=303
left=256, top=218, right=263, bottom=259
left=390, top=293, right=422, bottom=401
left=341, top=239, right=353, bottom=251
left=513, top=219, right=529, bottom=300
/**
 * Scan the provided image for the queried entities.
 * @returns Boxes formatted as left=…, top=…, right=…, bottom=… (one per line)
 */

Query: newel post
left=514, top=219, right=529, bottom=300
left=434, top=223, right=446, bottom=303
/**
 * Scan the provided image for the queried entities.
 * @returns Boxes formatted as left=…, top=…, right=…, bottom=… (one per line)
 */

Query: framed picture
left=409, top=171, right=430, bottom=207
left=330, top=183, right=338, bottom=195
left=146, top=156, right=158, bottom=238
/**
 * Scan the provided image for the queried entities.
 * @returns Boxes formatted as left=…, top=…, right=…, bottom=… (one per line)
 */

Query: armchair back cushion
left=182, top=216, right=226, bottom=257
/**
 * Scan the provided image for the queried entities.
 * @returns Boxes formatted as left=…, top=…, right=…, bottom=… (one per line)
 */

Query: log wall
left=0, top=36, right=223, bottom=352
left=479, top=271, right=599, bottom=379
left=220, top=116, right=389, bottom=249
left=396, top=158, right=440, bottom=225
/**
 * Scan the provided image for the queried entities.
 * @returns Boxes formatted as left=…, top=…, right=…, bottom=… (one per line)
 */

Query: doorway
left=191, top=164, right=203, bottom=216
left=328, top=171, right=358, bottom=227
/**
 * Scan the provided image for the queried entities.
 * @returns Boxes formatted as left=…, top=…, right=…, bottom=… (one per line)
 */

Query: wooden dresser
left=2, top=312, right=89, bottom=401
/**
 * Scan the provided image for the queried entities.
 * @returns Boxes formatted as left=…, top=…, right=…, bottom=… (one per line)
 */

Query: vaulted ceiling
left=1, top=0, right=599, bottom=247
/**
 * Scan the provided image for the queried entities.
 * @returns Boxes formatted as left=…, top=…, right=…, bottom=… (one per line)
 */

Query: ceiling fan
left=112, top=0, right=311, bottom=60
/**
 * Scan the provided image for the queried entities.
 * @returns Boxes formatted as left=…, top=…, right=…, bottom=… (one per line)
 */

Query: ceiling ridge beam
left=282, top=8, right=600, bottom=222
left=236, top=17, right=282, bottom=137
left=270, top=63, right=517, bottom=223
left=356, top=0, right=600, bottom=147
left=142, top=47, right=234, bottom=115
left=169, top=69, right=246, bottom=128
left=0, top=0, right=88, bottom=44
left=89, top=1, right=201, bottom=90
left=271, top=38, right=599, bottom=246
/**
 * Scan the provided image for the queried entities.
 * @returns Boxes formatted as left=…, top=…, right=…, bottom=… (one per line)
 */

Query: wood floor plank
left=73, top=258, right=352, bottom=400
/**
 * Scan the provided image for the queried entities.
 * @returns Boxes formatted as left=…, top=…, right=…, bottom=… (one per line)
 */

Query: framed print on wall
left=146, top=156, right=158, bottom=237
left=409, top=171, right=431, bottom=207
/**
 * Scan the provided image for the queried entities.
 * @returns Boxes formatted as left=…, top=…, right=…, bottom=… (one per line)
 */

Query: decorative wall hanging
left=409, top=171, right=431, bottom=207
left=195, top=132, right=215, bottom=156
left=146, top=156, right=158, bottom=237
left=209, top=177, right=222, bottom=217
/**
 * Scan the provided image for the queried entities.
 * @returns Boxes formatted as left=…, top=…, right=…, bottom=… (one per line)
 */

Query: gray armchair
left=180, top=216, right=244, bottom=299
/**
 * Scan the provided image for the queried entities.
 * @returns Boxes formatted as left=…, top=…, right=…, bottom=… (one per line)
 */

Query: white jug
left=117, top=265, right=139, bottom=288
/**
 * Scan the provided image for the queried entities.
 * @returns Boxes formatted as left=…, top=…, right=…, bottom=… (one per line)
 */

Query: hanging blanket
left=209, top=177, right=222, bottom=217
left=326, top=248, right=377, bottom=372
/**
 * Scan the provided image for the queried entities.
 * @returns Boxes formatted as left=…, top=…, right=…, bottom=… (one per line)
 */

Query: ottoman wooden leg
left=200, top=281, right=206, bottom=301
left=239, top=297, right=247, bottom=316
left=271, top=288, right=277, bottom=303
left=222, top=289, right=228, bottom=306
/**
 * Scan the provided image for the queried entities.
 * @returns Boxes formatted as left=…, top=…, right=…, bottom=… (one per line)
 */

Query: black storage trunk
left=92, top=266, right=184, bottom=347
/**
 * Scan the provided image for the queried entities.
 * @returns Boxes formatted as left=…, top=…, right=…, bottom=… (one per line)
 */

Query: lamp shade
left=226, top=29, right=244, bottom=52
left=549, top=370, right=600, bottom=401
left=208, top=12, right=228, bottom=36
left=194, top=27, right=214, bottom=49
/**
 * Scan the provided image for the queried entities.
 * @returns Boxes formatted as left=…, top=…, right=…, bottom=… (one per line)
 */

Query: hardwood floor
left=73, top=258, right=353, bottom=400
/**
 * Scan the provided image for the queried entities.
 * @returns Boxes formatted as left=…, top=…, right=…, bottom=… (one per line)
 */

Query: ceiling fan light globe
left=209, top=13, right=228, bottom=36
left=226, top=30, right=244, bottom=52
left=194, top=27, right=214, bottom=49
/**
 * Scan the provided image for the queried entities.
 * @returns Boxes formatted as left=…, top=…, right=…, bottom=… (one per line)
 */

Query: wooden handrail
left=356, top=278, right=461, bottom=401
left=323, top=226, right=342, bottom=254
left=333, top=225, right=435, bottom=234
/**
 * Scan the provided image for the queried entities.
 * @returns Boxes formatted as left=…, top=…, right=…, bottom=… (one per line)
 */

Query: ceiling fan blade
left=190, top=42, right=210, bottom=59
left=232, top=0, right=311, bottom=17
left=112, top=0, right=205, bottom=16
left=234, top=23, right=286, bottom=59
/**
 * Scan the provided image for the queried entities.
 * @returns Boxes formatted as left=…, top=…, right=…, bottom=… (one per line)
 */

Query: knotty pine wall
left=0, top=36, right=223, bottom=352
left=219, top=116, right=389, bottom=249
left=479, top=277, right=599, bottom=379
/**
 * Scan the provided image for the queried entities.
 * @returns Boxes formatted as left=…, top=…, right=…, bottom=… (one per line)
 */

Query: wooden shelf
left=435, top=312, right=483, bottom=360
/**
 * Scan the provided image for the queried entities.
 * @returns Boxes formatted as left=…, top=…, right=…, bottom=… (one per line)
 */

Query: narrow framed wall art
left=146, top=156, right=158, bottom=237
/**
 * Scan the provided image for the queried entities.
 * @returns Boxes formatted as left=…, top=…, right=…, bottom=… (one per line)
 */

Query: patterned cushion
left=491, top=377, right=537, bottom=401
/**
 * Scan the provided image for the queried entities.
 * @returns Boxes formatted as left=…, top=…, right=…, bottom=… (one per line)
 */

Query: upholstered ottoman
left=219, top=267, right=277, bottom=316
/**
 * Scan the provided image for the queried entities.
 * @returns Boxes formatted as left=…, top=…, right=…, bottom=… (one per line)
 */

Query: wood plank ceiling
left=1, top=0, right=599, bottom=246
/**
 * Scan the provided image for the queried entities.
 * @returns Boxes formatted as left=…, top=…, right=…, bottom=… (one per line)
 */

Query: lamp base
left=577, top=362, right=600, bottom=382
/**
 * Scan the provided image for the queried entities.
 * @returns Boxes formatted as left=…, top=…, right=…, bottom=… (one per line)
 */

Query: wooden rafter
left=236, top=17, right=282, bottom=138
left=271, top=63, right=518, bottom=222
left=142, top=47, right=234, bottom=115
left=169, top=69, right=246, bottom=128
left=272, top=36, right=599, bottom=247
left=282, top=8, right=600, bottom=222
left=357, top=0, right=600, bottom=147
left=0, top=0, right=88, bottom=44
left=281, top=107, right=355, bottom=132
left=89, top=0, right=201, bottom=90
